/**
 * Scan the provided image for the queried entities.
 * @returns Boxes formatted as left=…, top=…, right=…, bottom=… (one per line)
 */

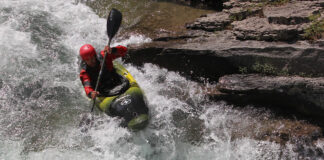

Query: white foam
left=0, top=25, right=37, bottom=68
left=0, top=140, right=23, bottom=160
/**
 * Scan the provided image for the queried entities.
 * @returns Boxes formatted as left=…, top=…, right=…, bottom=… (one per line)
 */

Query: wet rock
left=40, top=86, right=70, bottom=100
left=126, top=31, right=324, bottom=82
left=172, top=109, right=205, bottom=143
left=254, top=119, right=323, bottom=145
left=15, top=79, right=43, bottom=100
left=215, top=74, right=324, bottom=118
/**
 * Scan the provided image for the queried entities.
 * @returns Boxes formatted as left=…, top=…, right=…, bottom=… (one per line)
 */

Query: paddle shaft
left=89, top=8, right=122, bottom=112
left=91, top=40, right=111, bottom=112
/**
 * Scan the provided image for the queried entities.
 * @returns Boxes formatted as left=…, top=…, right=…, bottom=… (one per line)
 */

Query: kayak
left=93, top=61, right=149, bottom=131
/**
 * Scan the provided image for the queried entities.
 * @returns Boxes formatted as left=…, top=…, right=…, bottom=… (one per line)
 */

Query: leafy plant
left=303, top=14, right=324, bottom=41
left=309, top=14, right=321, bottom=22
left=229, top=14, right=244, bottom=21
left=239, top=66, right=248, bottom=74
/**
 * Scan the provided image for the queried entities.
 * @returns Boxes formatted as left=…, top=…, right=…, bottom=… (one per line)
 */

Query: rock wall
left=125, top=0, right=324, bottom=121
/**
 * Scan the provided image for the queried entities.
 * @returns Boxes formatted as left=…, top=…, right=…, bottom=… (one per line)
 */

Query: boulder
left=215, top=74, right=324, bottom=118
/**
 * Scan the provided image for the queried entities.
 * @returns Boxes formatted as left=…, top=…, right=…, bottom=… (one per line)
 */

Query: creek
left=0, top=0, right=323, bottom=159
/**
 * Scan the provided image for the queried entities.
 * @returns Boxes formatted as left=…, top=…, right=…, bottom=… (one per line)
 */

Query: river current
left=0, top=0, right=323, bottom=159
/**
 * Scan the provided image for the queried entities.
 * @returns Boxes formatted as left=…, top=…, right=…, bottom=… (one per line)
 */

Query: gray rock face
left=186, top=0, right=323, bottom=42
left=264, top=1, right=321, bottom=25
left=216, top=74, right=324, bottom=117
left=226, top=5, right=263, bottom=21
left=127, top=31, right=324, bottom=80
left=233, top=17, right=309, bottom=41
left=187, top=2, right=263, bottom=32
left=186, top=12, right=232, bottom=31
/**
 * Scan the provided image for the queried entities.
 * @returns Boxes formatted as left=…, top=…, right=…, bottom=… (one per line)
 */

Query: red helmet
left=80, top=44, right=96, bottom=60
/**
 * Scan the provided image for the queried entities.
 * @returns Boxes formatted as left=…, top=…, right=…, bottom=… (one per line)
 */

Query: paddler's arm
left=101, top=45, right=127, bottom=71
left=103, top=45, right=127, bottom=59
left=80, top=69, right=99, bottom=99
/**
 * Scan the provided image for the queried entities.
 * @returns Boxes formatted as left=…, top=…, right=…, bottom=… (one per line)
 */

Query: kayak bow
left=93, top=61, right=149, bottom=131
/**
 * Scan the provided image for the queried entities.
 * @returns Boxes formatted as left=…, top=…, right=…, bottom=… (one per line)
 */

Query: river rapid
left=0, top=0, right=323, bottom=159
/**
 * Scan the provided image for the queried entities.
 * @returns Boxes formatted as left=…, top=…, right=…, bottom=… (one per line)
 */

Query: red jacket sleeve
left=80, top=69, right=94, bottom=97
left=100, top=45, right=127, bottom=71
left=111, top=45, right=127, bottom=59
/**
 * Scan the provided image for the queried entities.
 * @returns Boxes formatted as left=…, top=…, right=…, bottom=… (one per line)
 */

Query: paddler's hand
left=104, top=46, right=110, bottom=54
left=90, top=91, right=99, bottom=99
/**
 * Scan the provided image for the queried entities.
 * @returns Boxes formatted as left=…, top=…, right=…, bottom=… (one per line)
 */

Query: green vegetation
left=238, top=62, right=320, bottom=77
left=308, top=14, right=321, bottom=22
left=303, top=14, right=324, bottom=41
left=229, top=14, right=244, bottom=21
left=252, top=62, right=277, bottom=75
left=239, top=66, right=248, bottom=74
left=238, top=62, right=289, bottom=76
left=265, top=0, right=290, bottom=6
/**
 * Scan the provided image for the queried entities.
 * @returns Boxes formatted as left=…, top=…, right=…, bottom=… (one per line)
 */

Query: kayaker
left=79, top=44, right=128, bottom=99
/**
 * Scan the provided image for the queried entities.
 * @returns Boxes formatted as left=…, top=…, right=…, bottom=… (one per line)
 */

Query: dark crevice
left=124, top=48, right=237, bottom=82
left=154, top=0, right=224, bottom=11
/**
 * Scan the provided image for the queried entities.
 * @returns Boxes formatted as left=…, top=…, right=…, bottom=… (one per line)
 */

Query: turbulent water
left=0, top=0, right=323, bottom=159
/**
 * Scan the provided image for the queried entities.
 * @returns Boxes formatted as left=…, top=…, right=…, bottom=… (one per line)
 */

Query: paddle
left=91, top=8, right=122, bottom=112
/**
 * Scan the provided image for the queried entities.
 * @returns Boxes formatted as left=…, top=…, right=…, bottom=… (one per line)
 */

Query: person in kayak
left=79, top=44, right=128, bottom=99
